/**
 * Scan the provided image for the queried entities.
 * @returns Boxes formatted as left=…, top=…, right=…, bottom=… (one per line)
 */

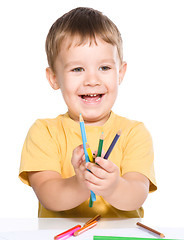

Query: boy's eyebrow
left=64, top=61, right=84, bottom=69
left=64, top=59, right=116, bottom=69
left=100, top=59, right=116, bottom=64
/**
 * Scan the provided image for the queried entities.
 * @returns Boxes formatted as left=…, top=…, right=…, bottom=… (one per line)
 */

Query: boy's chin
left=80, top=111, right=110, bottom=125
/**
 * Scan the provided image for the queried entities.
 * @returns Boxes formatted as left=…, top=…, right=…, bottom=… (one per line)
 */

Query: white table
left=0, top=218, right=183, bottom=239
left=0, top=218, right=139, bottom=232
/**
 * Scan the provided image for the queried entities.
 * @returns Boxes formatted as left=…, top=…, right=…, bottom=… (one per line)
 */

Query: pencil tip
left=117, top=129, right=122, bottom=135
left=160, top=233, right=165, bottom=238
left=79, top=114, right=83, bottom=122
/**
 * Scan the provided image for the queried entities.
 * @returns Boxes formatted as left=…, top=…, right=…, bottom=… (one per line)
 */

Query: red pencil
left=54, top=224, right=81, bottom=239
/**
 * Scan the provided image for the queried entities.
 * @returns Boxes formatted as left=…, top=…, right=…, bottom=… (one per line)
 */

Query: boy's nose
left=83, top=72, right=101, bottom=86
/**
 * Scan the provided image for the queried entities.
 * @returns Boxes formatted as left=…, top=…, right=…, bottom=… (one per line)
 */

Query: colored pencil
left=79, top=114, right=89, bottom=163
left=83, top=214, right=101, bottom=226
left=74, top=220, right=98, bottom=236
left=97, top=132, right=104, bottom=157
left=136, top=222, right=165, bottom=238
left=104, top=130, right=122, bottom=160
left=89, top=195, right=93, bottom=207
left=54, top=224, right=81, bottom=240
left=86, top=143, right=94, bottom=163
left=79, top=114, right=96, bottom=203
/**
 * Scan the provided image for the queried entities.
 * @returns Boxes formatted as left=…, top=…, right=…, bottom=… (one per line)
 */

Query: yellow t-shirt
left=19, top=111, right=157, bottom=218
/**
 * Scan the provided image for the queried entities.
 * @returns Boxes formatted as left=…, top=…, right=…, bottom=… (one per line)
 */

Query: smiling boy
left=19, top=7, right=157, bottom=218
left=47, top=36, right=125, bottom=125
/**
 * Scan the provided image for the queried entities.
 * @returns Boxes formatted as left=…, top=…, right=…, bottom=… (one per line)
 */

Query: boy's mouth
left=80, top=94, right=104, bottom=103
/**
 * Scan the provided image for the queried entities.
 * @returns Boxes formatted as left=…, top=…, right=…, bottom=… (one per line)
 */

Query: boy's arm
left=28, top=145, right=90, bottom=212
left=105, top=172, right=150, bottom=211
left=85, top=158, right=149, bottom=211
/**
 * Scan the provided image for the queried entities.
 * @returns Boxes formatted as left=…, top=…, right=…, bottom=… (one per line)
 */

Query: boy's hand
left=71, top=145, right=88, bottom=191
left=84, top=157, right=120, bottom=198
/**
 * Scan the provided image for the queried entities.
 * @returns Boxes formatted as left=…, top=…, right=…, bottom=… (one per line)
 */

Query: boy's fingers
left=82, top=154, right=86, bottom=161
left=92, top=150, right=100, bottom=160
left=95, top=157, right=116, bottom=173
left=73, top=144, right=84, bottom=155
left=71, top=145, right=84, bottom=168
left=100, top=150, right=105, bottom=158
left=86, top=162, right=107, bottom=179
left=84, top=169, right=100, bottom=185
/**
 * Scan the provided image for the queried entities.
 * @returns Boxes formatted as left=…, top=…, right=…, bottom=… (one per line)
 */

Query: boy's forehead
left=60, top=35, right=99, bottom=50
left=55, top=36, right=121, bottom=68
left=59, top=35, right=119, bottom=55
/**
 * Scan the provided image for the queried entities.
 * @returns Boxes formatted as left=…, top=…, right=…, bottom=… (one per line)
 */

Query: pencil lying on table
left=83, top=214, right=101, bottom=226
left=74, top=220, right=98, bottom=236
left=54, top=224, right=81, bottom=240
left=136, top=222, right=165, bottom=238
left=54, top=215, right=101, bottom=239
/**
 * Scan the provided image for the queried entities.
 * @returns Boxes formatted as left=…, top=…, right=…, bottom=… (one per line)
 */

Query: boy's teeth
left=81, top=94, right=102, bottom=102
left=83, top=97, right=101, bottom=102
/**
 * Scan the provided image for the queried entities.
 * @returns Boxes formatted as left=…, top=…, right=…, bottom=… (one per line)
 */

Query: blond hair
left=45, top=7, right=123, bottom=72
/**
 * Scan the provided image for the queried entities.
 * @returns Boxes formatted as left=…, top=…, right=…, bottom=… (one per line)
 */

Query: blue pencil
left=104, top=130, right=122, bottom=160
left=79, top=114, right=96, bottom=204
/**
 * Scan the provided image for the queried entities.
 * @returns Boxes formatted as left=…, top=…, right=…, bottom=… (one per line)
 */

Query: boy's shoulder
left=112, top=112, right=143, bottom=128
left=112, top=112, right=150, bottom=138
left=28, top=114, right=66, bottom=136
left=30, top=112, right=77, bottom=136
left=33, top=113, right=69, bottom=127
left=32, top=114, right=62, bottom=130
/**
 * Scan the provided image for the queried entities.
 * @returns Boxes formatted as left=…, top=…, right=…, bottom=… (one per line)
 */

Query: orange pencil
left=137, top=222, right=165, bottom=238
left=74, top=220, right=98, bottom=236
left=83, top=214, right=101, bottom=226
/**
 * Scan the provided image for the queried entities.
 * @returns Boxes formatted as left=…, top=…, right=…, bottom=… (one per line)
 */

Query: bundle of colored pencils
left=79, top=114, right=121, bottom=207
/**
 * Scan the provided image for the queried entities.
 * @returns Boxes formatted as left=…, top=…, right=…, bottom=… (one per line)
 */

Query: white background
left=0, top=0, right=184, bottom=227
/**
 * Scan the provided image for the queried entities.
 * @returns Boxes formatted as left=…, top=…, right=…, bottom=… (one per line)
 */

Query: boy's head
left=45, top=7, right=127, bottom=125
left=45, top=7, right=123, bottom=72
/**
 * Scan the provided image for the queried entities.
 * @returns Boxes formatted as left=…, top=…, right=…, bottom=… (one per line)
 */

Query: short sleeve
left=121, top=123, right=157, bottom=192
left=19, top=120, right=61, bottom=186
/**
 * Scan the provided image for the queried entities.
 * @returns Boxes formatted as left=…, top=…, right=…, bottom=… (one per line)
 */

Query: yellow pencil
left=86, top=143, right=94, bottom=163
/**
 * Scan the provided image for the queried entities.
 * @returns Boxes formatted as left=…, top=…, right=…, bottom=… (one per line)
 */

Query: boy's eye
left=99, top=66, right=111, bottom=71
left=72, top=67, right=84, bottom=72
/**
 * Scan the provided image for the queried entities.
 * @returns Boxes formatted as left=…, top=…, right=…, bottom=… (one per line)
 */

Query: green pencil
left=97, top=132, right=104, bottom=157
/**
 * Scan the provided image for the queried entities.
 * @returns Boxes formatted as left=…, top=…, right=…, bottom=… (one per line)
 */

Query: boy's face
left=47, top=37, right=126, bottom=125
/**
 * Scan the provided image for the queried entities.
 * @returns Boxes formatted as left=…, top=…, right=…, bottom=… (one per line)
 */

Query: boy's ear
left=46, top=67, right=60, bottom=90
left=119, top=62, right=127, bottom=85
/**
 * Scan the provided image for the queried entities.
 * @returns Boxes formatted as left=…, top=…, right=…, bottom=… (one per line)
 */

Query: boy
left=19, top=7, right=157, bottom=218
